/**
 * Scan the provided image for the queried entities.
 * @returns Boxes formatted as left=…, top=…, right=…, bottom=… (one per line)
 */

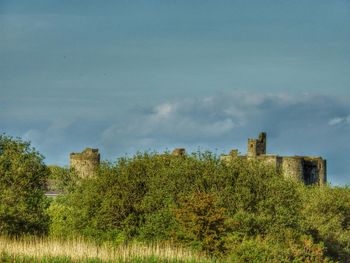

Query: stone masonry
left=221, top=132, right=327, bottom=185
left=70, top=148, right=100, bottom=177
left=172, top=148, right=186, bottom=156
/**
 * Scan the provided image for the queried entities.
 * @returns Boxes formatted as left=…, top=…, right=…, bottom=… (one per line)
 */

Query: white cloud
left=329, top=117, right=344, bottom=126
left=152, top=102, right=176, bottom=120
left=100, top=93, right=350, bottom=149
left=328, top=115, right=350, bottom=126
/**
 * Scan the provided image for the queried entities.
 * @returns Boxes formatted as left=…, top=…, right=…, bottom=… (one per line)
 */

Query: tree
left=0, top=134, right=49, bottom=236
left=48, top=165, right=77, bottom=192
left=174, top=192, right=228, bottom=257
left=301, top=186, right=350, bottom=261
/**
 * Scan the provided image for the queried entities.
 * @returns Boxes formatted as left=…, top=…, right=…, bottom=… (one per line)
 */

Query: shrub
left=46, top=151, right=349, bottom=261
left=0, top=134, right=49, bottom=236
left=227, top=235, right=332, bottom=263
left=301, top=185, right=350, bottom=261
left=174, top=192, right=228, bottom=257
left=47, top=165, right=77, bottom=192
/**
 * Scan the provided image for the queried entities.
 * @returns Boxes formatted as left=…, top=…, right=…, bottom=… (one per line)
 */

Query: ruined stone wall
left=172, top=148, right=186, bottom=156
left=302, top=157, right=327, bottom=185
left=319, top=159, right=327, bottom=185
left=247, top=132, right=266, bottom=157
left=221, top=132, right=326, bottom=186
left=258, top=155, right=283, bottom=173
left=281, top=157, right=304, bottom=181
left=247, top=139, right=257, bottom=157
left=278, top=157, right=326, bottom=185
left=257, top=132, right=267, bottom=155
left=70, top=148, right=100, bottom=178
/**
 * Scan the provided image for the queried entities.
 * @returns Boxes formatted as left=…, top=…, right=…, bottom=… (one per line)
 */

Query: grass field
left=0, top=237, right=212, bottom=263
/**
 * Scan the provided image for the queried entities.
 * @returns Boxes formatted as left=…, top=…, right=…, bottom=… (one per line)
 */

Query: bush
left=46, top=200, right=77, bottom=238
left=47, top=165, right=77, bottom=192
left=301, top=185, right=350, bottom=262
left=174, top=192, right=228, bottom=257
left=227, top=235, right=332, bottom=263
left=46, top=151, right=349, bottom=262
left=0, top=134, right=49, bottom=236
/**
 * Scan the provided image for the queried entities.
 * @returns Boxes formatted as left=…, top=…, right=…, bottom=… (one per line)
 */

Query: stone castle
left=221, top=132, right=327, bottom=185
left=70, top=133, right=326, bottom=185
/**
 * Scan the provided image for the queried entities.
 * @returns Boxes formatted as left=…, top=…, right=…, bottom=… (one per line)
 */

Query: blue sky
left=1, top=0, right=350, bottom=184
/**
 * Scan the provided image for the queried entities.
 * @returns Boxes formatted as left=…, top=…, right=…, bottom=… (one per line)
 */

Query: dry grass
left=0, top=236, right=210, bottom=262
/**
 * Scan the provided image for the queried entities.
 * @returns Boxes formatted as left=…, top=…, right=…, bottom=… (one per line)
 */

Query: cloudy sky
left=1, top=0, right=350, bottom=184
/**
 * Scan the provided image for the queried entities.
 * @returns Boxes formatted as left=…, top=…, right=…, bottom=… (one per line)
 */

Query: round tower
left=70, top=148, right=100, bottom=177
left=281, top=157, right=304, bottom=181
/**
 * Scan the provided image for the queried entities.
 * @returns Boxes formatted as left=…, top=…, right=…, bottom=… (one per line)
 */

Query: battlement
left=70, top=148, right=100, bottom=177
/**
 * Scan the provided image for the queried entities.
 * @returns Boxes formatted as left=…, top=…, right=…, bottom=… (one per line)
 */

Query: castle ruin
left=221, top=132, right=327, bottom=185
left=69, top=133, right=326, bottom=185
left=70, top=148, right=100, bottom=177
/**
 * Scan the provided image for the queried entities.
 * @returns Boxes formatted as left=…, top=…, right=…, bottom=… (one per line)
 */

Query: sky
left=1, top=0, right=350, bottom=184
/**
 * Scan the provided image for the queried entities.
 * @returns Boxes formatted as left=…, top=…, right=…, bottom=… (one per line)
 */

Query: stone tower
left=247, top=132, right=266, bottom=157
left=70, top=148, right=100, bottom=177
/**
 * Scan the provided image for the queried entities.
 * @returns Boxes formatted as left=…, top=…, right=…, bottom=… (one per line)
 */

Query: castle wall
left=70, top=148, right=100, bottom=178
left=302, top=157, right=327, bottom=185
left=258, top=155, right=283, bottom=173
left=172, top=148, right=186, bottom=156
left=319, top=159, right=327, bottom=185
left=281, top=157, right=304, bottom=181
left=221, top=132, right=327, bottom=186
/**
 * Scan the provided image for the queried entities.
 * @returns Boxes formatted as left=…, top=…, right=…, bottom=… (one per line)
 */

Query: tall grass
left=0, top=236, right=211, bottom=262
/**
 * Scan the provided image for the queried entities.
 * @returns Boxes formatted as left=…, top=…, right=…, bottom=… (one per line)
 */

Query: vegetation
left=47, top=165, right=77, bottom=193
left=0, top=135, right=49, bottom=236
left=1, top=134, right=350, bottom=262
left=0, top=236, right=208, bottom=262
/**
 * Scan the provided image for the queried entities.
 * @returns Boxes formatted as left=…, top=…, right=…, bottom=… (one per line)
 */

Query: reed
left=0, top=236, right=210, bottom=262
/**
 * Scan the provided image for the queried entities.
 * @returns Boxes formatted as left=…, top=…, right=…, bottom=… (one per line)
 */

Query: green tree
left=301, top=186, right=350, bottom=261
left=48, top=165, right=77, bottom=192
left=47, top=151, right=347, bottom=261
left=0, top=134, right=49, bottom=236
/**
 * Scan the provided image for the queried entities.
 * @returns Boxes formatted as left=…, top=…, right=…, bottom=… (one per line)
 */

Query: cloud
left=328, top=116, right=350, bottom=126
left=152, top=103, right=176, bottom=119
left=96, top=92, right=350, bottom=184
left=2, top=92, right=350, bottom=184
left=101, top=92, right=349, bottom=145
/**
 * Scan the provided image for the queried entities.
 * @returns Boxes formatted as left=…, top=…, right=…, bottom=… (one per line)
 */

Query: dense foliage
left=0, top=135, right=49, bottom=236
left=1, top=135, right=350, bottom=262
left=47, top=152, right=350, bottom=262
